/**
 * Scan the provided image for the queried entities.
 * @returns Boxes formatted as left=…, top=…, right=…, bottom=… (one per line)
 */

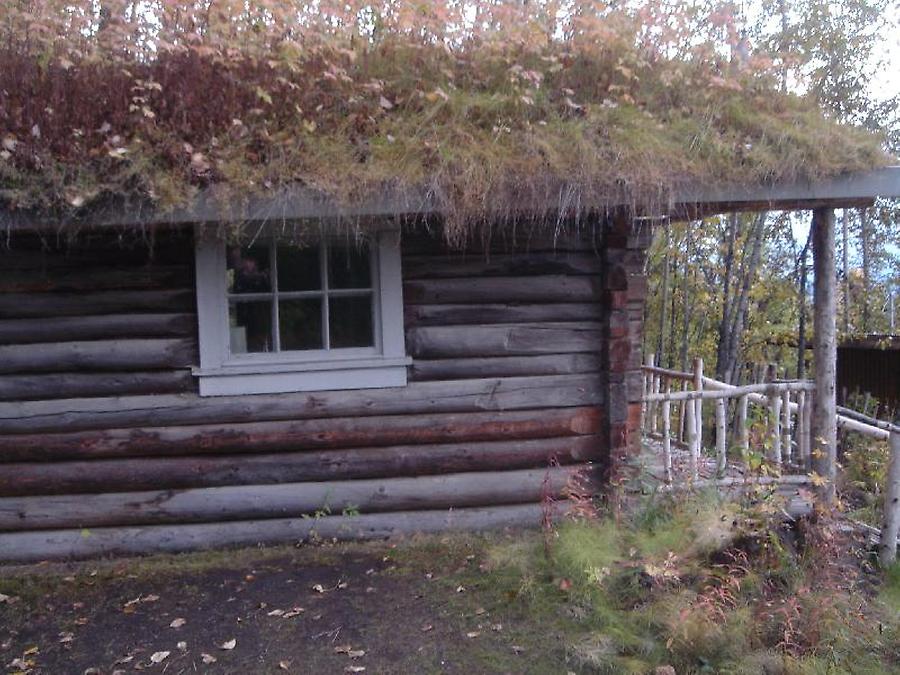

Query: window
left=194, top=229, right=409, bottom=396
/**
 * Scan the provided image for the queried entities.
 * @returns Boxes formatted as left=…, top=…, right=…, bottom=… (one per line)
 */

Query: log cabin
left=1, top=168, right=899, bottom=562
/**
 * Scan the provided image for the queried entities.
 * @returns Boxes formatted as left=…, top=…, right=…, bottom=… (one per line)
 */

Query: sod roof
left=0, top=2, right=892, bottom=243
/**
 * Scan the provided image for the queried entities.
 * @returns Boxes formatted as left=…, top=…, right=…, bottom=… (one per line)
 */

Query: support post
left=812, top=207, right=837, bottom=505
left=693, top=357, right=704, bottom=453
left=796, top=390, right=807, bottom=467
left=662, top=396, right=672, bottom=483
left=686, top=394, right=698, bottom=481
left=715, top=397, right=727, bottom=476
left=737, top=394, right=749, bottom=464
left=880, top=431, right=900, bottom=567
left=782, top=389, right=792, bottom=464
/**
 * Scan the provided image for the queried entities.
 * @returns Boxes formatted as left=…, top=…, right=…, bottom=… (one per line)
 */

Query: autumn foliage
left=0, top=1, right=888, bottom=240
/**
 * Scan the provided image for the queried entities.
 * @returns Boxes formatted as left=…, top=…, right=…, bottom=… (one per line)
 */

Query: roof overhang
left=2, top=166, right=899, bottom=231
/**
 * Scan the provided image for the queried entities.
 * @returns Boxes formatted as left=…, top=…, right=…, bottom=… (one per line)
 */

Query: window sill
left=193, top=356, right=411, bottom=397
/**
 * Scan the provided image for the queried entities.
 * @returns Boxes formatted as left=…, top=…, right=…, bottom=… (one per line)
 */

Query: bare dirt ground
left=0, top=534, right=567, bottom=675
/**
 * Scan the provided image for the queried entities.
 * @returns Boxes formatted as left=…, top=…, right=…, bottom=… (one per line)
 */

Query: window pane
left=277, top=244, right=322, bottom=292
left=329, top=295, right=374, bottom=348
left=229, top=301, right=273, bottom=353
left=227, top=244, right=271, bottom=294
left=279, top=299, right=324, bottom=351
left=328, top=243, right=371, bottom=289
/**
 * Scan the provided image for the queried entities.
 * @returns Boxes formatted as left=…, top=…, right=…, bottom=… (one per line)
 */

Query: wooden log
left=643, top=381, right=815, bottom=403
left=0, top=265, right=191, bottom=294
left=400, top=229, right=601, bottom=255
left=802, top=392, right=813, bottom=468
left=0, top=502, right=569, bottom=563
left=407, top=323, right=604, bottom=359
left=737, top=394, right=749, bottom=463
left=686, top=395, right=698, bottom=481
left=404, top=302, right=604, bottom=327
left=693, top=357, right=704, bottom=452
left=771, top=389, right=782, bottom=467
left=409, top=354, right=602, bottom=381
left=0, top=245, right=188, bottom=271
left=781, top=389, right=792, bottom=463
left=0, top=374, right=603, bottom=435
left=0, top=435, right=601, bottom=497
left=812, top=207, right=838, bottom=504
left=402, top=252, right=602, bottom=279
left=0, top=406, right=603, bottom=462
left=403, top=276, right=601, bottom=304
left=0, top=466, right=589, bottom=531
left=0, top=371, right=195, bottom=402
left=0, top=289, right=194, bottom=319
left=715, top=397, right=727, bottom=476
left=0, top=313, right=195, bottom=345
left=662, top=397, right=672, bottom=483
left=0, top=338, right=196, bottom=374
left=879, top=431, right=900, bottom=566
left=796, top=390, right=807, bottom=467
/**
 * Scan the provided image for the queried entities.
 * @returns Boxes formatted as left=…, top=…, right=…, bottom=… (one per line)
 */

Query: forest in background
left=641, top=0, right=900, bottom=396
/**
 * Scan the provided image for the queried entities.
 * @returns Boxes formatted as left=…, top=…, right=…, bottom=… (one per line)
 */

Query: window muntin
left=225, top=240, right=375, bottom=356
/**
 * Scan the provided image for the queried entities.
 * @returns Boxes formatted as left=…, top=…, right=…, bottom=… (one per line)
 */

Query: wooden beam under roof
left=1, top=167, right=899, bottom=231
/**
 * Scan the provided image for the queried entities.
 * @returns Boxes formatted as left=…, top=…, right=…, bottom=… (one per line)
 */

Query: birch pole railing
left=640, top=361, right=900, bottom=565
left=641, top=359, right=814, bottom=482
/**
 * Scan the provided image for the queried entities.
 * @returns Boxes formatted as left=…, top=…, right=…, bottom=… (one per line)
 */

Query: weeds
left=473, top=493, right=900, bottom=673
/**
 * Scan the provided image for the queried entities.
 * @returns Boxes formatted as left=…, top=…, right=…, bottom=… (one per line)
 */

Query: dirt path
left=0, top=535, right=567, bottom=674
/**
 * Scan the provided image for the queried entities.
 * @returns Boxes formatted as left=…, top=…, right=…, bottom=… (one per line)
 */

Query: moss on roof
left=0, top=2, right=889, bottom=242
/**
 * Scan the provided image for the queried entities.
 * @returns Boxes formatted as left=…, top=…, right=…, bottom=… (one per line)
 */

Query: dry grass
left=0, top=2, right=890, bottom=243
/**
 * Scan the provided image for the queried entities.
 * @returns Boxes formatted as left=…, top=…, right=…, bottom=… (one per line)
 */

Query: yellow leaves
left=425, top=87, right=449, bottom=103
left=255, top=87, right=273, bottom=105
left=808, top=471, right=829, bottom=487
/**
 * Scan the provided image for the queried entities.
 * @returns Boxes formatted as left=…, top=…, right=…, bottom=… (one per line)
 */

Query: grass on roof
left=0, top=2, right=889, bottom=242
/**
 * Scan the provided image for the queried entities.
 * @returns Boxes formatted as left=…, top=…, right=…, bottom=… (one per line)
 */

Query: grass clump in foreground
left=454, top=493, right=900, bottom=674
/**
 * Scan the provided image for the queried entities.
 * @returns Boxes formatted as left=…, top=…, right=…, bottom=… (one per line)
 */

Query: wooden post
left=796, top=390, right=807, bottom=467
left=812, top=208, right=837, bottom=505
left=641, top=354, right=651, bottom=433
left=771, top=388, right=782, bottom=469
left=880, top=431, right=900, bottom=567
left=803, top=389, right=814, bottom=470
left=715, top=397, right=727, bottom=476
left=781, top=389, right=792, bottom=464
left=693, top=357, right=704, bottom=453
left=766, top=365, right=781, bottom=468
left=650, top=370, right=661, bottom=435
left=662, top=396, right=672, bottom=484
left=686, top=394, right=698, bottom=481
left=737, top=394, right=749, bottom=464
left=678, top=380, right=688, bottom=444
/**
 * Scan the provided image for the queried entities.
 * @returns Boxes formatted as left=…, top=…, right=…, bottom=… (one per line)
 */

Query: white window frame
left=193, top=227, right=409, bottom=396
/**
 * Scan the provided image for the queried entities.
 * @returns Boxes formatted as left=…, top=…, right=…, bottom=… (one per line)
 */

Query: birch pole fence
left=640, top=362, right=900, bottom=563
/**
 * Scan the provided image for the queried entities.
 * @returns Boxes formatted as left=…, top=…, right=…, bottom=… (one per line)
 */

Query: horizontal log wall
left=0, top=226, right=621, bottom=560
left=0, top=231, right=197, bottom=401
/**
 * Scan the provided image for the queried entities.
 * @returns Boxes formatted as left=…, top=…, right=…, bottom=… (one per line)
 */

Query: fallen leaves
left=123, top=594, right=159, bottom=613
left=201, top=653, right=217, bottom=664
left=169, top=617, right=186, bottom=628
left=149, top=651, right=169, bottom=664
left=219, top=638, right=237, bottom=650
